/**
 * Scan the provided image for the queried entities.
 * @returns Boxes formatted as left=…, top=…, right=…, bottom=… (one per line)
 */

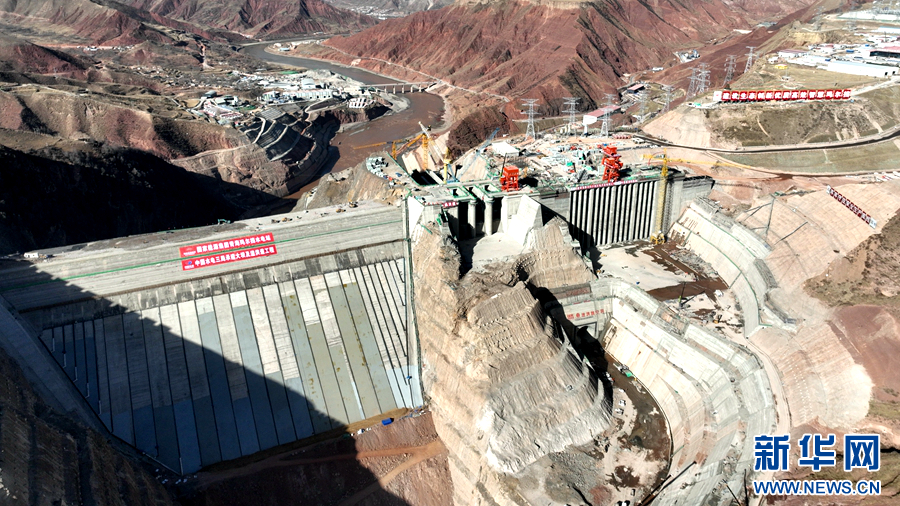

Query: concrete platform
left=0, top=206, right=421, bottom=473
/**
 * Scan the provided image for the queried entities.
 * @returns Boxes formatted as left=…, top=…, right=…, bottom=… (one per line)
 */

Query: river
left=241, top=43, right=446, bottom=197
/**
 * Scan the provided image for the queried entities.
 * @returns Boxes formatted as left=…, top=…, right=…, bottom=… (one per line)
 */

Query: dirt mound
left=182, top=412, right=450, bottom=506
left=298, top=163, right=406, bottom=210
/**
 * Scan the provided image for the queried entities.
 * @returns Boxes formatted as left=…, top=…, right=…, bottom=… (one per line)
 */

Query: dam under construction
left=3, top=142, right=899, bottom=504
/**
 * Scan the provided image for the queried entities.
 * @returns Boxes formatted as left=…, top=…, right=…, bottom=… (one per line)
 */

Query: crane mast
left=650, top=150, right=669, bottom=245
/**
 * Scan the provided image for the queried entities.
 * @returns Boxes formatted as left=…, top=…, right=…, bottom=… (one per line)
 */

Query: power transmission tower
left=687, top=67, right=701, bottom=98
left=697, top=62, right=710, bottom=95
left=744, top=46, right=757, bottom=74
left=522, top=99, right=539, bottom=142
left=686, top=63, right=710, bottom=98
left=662, top=85, right=674, bottom=112
left=599, top=93, right=616, bottom=138
left=637, top=91, right=649, bottom=122
left=562, top=97, right=579, bottom=135
left=724, top=55, right=737, bottom=85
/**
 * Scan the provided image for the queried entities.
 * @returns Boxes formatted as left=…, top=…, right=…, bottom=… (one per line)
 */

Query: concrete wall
left=567, top=179, right=658, bottom=247
left=669, top=200, right=785, bottom=336
left=552, top=172, right=713, bottom=249
left=10, top=241, right=420, bottom=474
left=594, top=278, right=776, bottom=506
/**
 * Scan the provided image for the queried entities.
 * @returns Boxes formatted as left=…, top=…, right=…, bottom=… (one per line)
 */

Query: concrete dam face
left=0, top=205, right=422, bottom=473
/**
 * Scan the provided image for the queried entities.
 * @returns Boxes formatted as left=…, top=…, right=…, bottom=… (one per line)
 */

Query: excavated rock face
left=412, top=220, right=608, bottom=504
left=0, top=343, right=174, bottom=505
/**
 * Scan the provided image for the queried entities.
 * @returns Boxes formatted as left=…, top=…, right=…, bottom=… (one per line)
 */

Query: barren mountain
left=118, top=0, right=377, bottom=39
left=325, top=0, right=452, bottom=17
left=326, top=0, right=814, bottom=109
left=0, top=0, right=375, bottom=48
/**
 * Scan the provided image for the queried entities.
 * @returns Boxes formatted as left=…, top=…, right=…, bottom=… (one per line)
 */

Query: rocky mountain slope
left=117, top=0, right=376, bottom=39
left=0, top=331, right=175, bottom=505
left=412, top=215, right=611, bottom=503
left=325, top=0, right=452, bottom=17
left=325, top=0, right=813, bottom=110
left=0, top=0, right=375, bottom=47
left=0, top=138, right=255, bottom=255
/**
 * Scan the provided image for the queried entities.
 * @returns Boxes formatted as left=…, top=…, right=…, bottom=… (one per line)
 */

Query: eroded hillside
left=324, top=0, right=814, bottom=110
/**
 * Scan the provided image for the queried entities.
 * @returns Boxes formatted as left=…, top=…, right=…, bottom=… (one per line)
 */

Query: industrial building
left=826, top=59, right=899, bottom=76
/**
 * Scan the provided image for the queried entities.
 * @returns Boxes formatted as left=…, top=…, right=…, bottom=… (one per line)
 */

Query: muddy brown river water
left=242, top=43, right=446, bottom=198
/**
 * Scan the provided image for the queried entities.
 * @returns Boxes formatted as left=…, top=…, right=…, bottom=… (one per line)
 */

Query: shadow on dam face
left=0, top=257, right=417, bottom=505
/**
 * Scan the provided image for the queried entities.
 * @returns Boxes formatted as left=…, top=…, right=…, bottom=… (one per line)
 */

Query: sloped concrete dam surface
left=0, top=206, right=421, bottom=474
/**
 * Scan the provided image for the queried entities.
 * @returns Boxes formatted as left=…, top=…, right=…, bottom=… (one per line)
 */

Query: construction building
left=826, top=59, right=899, bottom=76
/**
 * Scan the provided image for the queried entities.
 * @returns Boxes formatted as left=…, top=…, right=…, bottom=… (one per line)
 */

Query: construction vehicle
left=649, top=150, right=669, bottom=245
left=500, top=166, right=520, bottom=191
left=601, top=145, right=623, bottom=182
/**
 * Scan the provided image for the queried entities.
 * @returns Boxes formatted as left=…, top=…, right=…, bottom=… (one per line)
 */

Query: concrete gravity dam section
left=0, top=204, right=422, bottom=474
left=0, top=164, right=792, bottom=504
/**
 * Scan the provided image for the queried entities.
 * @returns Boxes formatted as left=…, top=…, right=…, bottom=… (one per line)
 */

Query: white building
left=348, top=97, right=372, bottom=109
left=778, top=48, right=808, bottom=59
left=300, top=78, right=316, bottom=90
left=491, top=141, right=520, bottom=157
left=826, top=59, right=898, bottom=77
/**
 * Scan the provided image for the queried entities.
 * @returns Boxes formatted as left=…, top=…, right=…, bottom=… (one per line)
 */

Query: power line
left=687, top=62, right=710, bottom=98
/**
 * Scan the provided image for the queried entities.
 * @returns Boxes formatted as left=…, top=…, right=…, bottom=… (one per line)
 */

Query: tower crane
left=353, top=138, right=406, bottom=159
left=649, top=150, right=669, bottom=245
left=641, top=154, right=748, bottom=170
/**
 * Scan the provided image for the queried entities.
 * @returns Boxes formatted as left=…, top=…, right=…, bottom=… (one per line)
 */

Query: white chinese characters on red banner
left=181, top=245, right=277, bottom=271
left=826, top=186, right=877, bottom=229
left=179, top=233, right=274, bottom=257
left=718, top=89, right=851, bottom=102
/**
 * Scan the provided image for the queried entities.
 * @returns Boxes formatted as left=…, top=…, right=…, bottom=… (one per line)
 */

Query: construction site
left=5, top=3, right=900, bottom=505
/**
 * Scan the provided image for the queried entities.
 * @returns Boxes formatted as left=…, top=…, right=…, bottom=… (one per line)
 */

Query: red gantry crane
left=601, top=145, right=623, bottom=183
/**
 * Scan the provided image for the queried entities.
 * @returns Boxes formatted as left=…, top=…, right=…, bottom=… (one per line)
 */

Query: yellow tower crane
left=353, top=139, right=407, bottom=159
left=649, top=150, right=669, bottom=245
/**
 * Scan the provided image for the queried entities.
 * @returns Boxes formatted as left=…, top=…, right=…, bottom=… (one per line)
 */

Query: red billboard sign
left=826, top=186, right=877, bottom=229
left=179, top=233, right=275, bottom=258
left=181, top=245, right=278, bottom=271
left=720, top=88, right=851, bottom=102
